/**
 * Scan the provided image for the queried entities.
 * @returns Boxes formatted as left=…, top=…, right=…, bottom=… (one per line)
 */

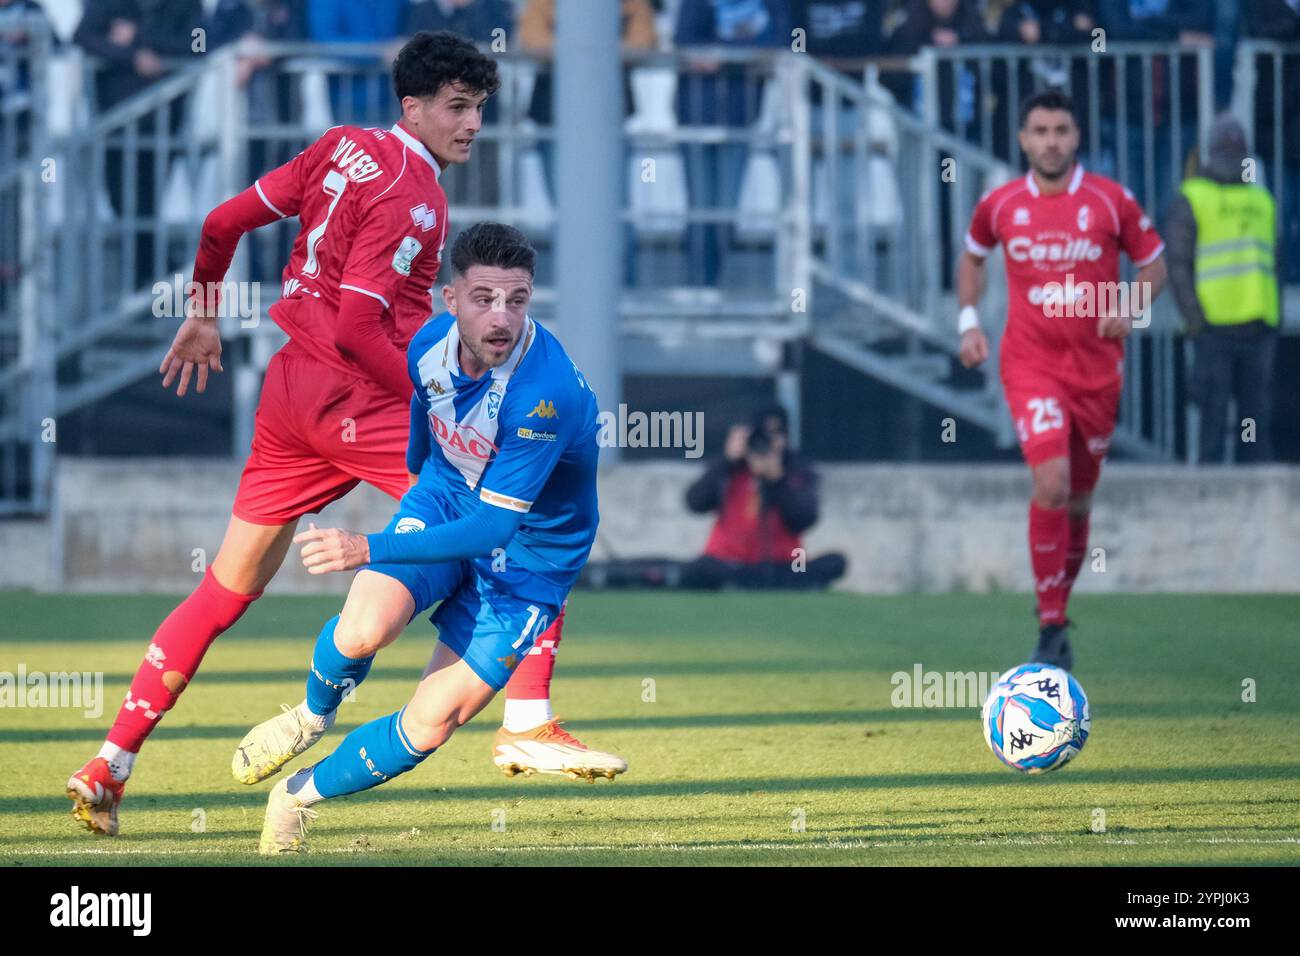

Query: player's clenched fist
left=959, top=327, right=989, bottom=368
left=295, top=523, right=370, bottom=574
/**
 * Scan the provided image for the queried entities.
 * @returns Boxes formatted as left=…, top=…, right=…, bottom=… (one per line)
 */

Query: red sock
left=1062, top=512, right=1091, bottom=608
left=1029, top=502, right=1069, bottom=627
left=107, top=568, right=261, bottom=752
left=505, top=605, right=565, bottom=700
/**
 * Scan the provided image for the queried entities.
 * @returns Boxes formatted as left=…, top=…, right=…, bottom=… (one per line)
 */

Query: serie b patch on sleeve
left=392, top=236, right=422, bottom=276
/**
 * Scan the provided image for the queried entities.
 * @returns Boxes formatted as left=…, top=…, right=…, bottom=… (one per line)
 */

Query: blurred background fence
left=1, top=0, right=1299, bottom=591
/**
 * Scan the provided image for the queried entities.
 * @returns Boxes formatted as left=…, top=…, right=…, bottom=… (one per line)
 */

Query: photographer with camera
left=681, top=403, right=846, bottom=590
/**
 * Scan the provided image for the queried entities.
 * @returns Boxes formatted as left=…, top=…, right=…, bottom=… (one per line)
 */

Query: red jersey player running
left=68, top=32, right=624, bottom=837
left=958, top=90, right=1167, bottom=670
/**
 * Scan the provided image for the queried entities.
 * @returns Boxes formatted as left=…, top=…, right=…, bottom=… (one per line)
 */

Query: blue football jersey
left=405, top=311, right=600, bottom=595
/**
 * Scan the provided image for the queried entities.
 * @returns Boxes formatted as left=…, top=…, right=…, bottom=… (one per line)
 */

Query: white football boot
left=258, top=774, right=319, bottom=856
left=233, top=702, right=334, bottom=785
left=492, top=719, right=627, bottom=782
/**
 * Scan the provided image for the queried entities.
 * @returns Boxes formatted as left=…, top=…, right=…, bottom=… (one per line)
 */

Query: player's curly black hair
left=1019, top=89, right=1078, bottom=128
left=392, top=31, right=501, bottom=103
left=450, top=223, right=536, bottom=278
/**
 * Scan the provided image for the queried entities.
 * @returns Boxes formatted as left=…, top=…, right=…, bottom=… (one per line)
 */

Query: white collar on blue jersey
left=390, top=123, right=441, bottom=178
left=1025, top=162, right=1084, bottom=197
left=438, top=315, right=536, bottom=381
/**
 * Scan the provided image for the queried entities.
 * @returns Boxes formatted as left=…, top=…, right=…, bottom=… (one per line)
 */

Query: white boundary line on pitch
left=6, top=836, right=1299, bottom=857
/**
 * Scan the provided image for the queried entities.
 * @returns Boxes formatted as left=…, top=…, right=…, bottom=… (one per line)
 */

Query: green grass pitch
left=2, top=590, right=1298, bottom=866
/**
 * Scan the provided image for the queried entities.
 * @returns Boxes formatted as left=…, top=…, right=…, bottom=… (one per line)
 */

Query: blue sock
left=305, top=615, right=374, bottom=717
left=312, top=707, right=434, bottom=799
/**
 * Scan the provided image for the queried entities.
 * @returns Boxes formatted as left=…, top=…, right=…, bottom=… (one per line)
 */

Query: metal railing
left=2, top=31, right=1257, bottom=512
left=0, top=15, right=54, bottom=513
left=795, top=55, right=1013, bottom=442
left=910, top=42, right=1215, bottom=215
left=895, top=42, right=1221, bottom=460
left=238, top=43, right=808, bottom=330
left=1234, top=40, right=1300, bottom=296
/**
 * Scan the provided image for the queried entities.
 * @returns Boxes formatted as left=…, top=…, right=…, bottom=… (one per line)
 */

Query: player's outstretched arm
left=294, top=523, right=374, bottom=575
left=295, top=505, right=524, bottom=575
left=160, top=183, right=291, bottom=396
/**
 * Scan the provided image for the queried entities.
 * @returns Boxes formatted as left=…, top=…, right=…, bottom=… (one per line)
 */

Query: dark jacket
left=996, top=1, right=1097, bottom=44
left=888, top=0, right=987, bottom=53
left=886, top=0, right=987, bottom=133
left=1248, top=0, right=1300, bottom=38
left=1245, top=0, right=1300, bottom=164
left=203, top=0, right=306, bottom=49
left=686, top=452, right=820, bottom=564
left=675, top=0, right=792, bottom=127
left=73, top=0, right=204, bottom=109
left=403, top=0, right=515, bottom=42
left=788, top=0, right=887, bottom=57
left=1097, top=0, right=1213, bottom=39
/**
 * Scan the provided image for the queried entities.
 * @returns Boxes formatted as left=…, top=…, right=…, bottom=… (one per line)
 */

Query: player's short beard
left=1031, top=149, right=1075, bottom=183
left=465, top=329, right=517, bottom=370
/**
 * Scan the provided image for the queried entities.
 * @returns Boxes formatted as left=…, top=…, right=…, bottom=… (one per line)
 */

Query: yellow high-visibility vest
left=1181, top=176, right=1279, bottom=327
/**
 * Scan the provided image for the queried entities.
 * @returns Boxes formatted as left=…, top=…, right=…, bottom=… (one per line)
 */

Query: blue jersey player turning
left=236, top=223, right=604, bottom=855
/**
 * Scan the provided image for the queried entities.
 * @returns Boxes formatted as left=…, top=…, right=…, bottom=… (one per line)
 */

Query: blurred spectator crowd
left=3, top=0, right=1299, bottom=285
left=1, top=2, right=1298, bottom=112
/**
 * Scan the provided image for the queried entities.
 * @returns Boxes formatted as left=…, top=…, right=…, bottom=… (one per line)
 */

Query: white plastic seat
left=295, top=60, right=334, bottom=134
left=161, top=156, right=196, bottom=226
left=626, top=66, right=687, bottom=242
left=515, top=142, right=554, bottom=239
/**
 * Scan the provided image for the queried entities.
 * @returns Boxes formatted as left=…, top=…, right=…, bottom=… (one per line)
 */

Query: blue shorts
left=364, top=492, right=563, bottom=691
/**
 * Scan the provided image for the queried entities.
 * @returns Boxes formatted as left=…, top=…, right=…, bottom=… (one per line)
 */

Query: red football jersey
left=965, top=164, right=1164, bottom=390
left=253, top=123, right=450, bottom=377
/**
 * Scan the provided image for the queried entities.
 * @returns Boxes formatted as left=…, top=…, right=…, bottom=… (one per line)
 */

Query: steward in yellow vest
left=1167, top=115, right=1279, bottom=463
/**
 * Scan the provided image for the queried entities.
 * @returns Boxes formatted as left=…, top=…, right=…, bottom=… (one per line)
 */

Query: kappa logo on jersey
left=429, top=412, right=498, bottom=462
left=1014, top=207, right=1030, bottom=225
left=1077, top=205, right=1091, bottom=231
left=527, top=400, right=558, bottom=419
left=410, top=204, right=438, bottom=232
left=426, top=378, right=446, bottom=396
left=392, top=236, right=421, bottom=277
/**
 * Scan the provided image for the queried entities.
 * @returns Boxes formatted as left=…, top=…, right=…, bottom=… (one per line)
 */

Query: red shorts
left=1001, top=367, right=1121, bottom=494
left=232, top=343, right=410, bottom=525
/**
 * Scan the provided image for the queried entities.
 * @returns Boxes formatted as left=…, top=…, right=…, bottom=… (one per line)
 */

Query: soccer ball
left=981, top=663, right=1090, bottom=774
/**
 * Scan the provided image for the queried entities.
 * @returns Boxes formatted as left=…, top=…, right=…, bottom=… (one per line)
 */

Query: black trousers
left=1189, top=323, right=1278, bottom=463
